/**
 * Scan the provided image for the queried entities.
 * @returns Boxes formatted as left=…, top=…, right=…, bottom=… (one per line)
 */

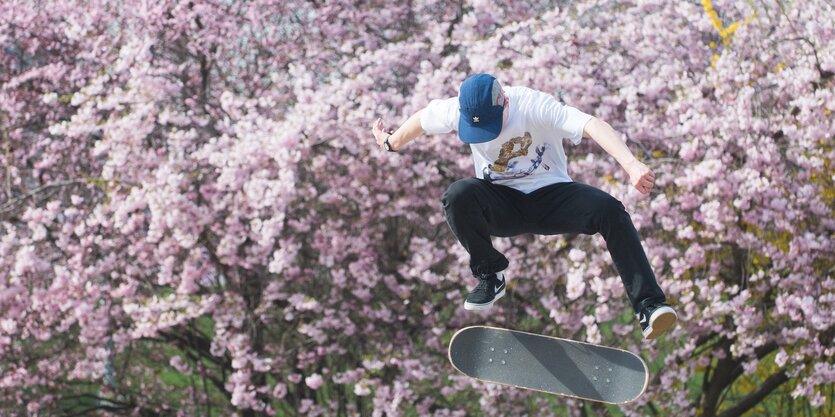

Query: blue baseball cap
left=458, top=73, right=504, bottom=144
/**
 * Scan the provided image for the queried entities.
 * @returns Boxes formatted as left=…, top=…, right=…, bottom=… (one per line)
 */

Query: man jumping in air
left=371, top=73, right=677, bottom=339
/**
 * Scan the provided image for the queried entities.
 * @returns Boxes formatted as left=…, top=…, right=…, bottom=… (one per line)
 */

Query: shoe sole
left=643, top=307, right=677, bottom=339
left=464, top=288, right=506, bottom=311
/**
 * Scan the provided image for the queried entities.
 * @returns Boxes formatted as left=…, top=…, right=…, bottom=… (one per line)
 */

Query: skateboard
left=448, top=326, right=649, bottom=404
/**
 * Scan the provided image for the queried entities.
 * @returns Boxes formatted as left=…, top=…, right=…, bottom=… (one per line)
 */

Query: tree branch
left=716, top=370, right=789, bottom=417
left=58, top=393, right=132, bottom=407
left=1, top=112, right=11, bottom=200
left=0, top=179, right=85, bottom=214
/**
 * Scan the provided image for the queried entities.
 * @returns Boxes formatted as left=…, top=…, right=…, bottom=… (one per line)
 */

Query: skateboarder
left=371, top=73, right=676, bottom=339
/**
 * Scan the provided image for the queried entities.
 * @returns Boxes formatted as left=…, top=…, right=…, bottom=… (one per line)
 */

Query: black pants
left=441, top=178, right=665, bottom=313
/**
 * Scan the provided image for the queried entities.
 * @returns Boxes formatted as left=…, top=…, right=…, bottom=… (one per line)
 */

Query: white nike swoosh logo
left=639, top=315, right=648, bottom=324
left=495, top=283, right=505, bottom=293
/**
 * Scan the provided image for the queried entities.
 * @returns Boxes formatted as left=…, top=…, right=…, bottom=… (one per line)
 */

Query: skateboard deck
left=448, top=326, right=649, bottom=404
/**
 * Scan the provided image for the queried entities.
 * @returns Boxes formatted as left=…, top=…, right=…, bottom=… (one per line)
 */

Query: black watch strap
left=383, top=135, right=395, bottom=152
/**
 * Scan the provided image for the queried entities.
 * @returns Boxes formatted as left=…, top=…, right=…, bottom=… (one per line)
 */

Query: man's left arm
left=582, top=117, right=655, bottom=195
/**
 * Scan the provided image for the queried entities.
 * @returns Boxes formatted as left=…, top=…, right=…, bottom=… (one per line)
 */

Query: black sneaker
left=637, top=302, right=677, bottom=339
left=464, top=271, right=506, bottom=311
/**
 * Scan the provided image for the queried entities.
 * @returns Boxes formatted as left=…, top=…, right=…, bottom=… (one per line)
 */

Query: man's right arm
left=372, top=97, right=458, bottom=152
left=372, top=110, right=425, bottom=152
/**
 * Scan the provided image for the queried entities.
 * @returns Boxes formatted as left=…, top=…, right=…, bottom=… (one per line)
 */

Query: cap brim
left=458, top=108, right=503, bottom=144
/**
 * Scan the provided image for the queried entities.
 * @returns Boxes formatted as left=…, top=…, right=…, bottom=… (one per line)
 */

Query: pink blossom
left=272, top=383, right=287, bottom=399
left=305, top=373, right=324, bottom=390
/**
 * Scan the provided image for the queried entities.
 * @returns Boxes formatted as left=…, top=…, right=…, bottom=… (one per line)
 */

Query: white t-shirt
left=421, top=86, right=593, bottom=193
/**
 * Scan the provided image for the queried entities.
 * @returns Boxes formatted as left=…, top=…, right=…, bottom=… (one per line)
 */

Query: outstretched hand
left=371, top=118, right=392, bottom=150
left=624, top=160, right=655, bottom=195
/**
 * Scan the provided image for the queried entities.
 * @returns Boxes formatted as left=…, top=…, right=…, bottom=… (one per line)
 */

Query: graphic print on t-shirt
left=483, top=132, right=551, bottom=183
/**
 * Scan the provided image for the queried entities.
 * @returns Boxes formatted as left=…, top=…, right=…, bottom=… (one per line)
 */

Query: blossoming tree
left=0, top=0, right=832, bottom=416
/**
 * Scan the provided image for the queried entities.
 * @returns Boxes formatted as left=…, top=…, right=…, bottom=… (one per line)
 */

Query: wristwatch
left=383, top=135, right=395, bottom=152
